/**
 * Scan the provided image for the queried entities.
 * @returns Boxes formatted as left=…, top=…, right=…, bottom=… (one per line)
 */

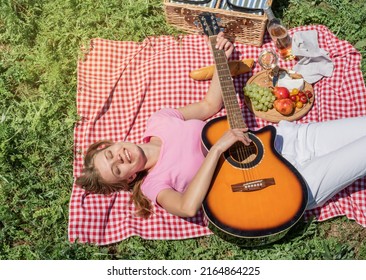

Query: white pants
left=275, top=116, right=366, bottom=210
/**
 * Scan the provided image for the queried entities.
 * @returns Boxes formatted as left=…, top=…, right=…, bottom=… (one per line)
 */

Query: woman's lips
left=124, top=148, right=132, bottom=163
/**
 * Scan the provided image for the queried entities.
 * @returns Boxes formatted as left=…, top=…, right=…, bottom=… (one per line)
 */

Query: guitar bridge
left=231, top=178, right=275, bottom=192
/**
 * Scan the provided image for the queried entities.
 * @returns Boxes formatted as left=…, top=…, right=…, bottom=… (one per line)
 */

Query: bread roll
left=189, top=59, right=254, bottom=81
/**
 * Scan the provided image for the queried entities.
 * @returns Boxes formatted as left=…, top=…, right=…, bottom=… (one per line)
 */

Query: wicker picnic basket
left=164, top=0, right=273, bottom=47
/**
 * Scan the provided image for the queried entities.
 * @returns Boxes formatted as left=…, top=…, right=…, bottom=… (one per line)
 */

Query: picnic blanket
left=69, top=25, right=366, bottom=245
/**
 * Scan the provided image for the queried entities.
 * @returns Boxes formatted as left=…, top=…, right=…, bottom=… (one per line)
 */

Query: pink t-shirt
left=141, top=108, right=206, bottom=203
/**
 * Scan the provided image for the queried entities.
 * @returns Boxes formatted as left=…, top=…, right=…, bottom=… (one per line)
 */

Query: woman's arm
left=156, top=128, right=251, bottom=217
left=177, top=32, right=234, bottom=121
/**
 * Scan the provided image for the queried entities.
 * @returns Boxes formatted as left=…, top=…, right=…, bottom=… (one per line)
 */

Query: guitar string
left=217, top=46, right=260, bottom=185
left=217, top=43, right=252, bottom=185
left=220, top=47, right=251, bottom=182
left=210, top=37, right=253, bottom=184
left=206, top=18, right=260, bottom=188
left=225, top=76, right=254, bottom=183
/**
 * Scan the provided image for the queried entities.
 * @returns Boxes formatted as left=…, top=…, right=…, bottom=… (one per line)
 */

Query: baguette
left=189, top=59, right=254, bottom=81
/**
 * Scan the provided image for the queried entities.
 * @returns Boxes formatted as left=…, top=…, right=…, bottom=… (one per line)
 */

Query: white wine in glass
left=258, top=49, right=278, bottom=85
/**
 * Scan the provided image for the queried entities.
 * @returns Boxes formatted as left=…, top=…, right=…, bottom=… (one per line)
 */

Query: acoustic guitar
left=198, top=13, right=308, bottom=246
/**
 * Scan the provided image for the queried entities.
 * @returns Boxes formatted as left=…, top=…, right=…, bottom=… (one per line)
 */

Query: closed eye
left=111, top=163, right=121, bottom=177
left=105, top=149, right=113, bottom=159
left=114, top=166, right=121, bottom=176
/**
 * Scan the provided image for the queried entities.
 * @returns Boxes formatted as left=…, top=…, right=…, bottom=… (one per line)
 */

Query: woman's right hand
left=212, top=128, right=252, bottom=155
left=157, top=128, right=251, bottom=218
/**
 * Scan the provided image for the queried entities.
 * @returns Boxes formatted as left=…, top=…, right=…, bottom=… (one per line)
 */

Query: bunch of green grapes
left=244, top=83, right=276, bottom=112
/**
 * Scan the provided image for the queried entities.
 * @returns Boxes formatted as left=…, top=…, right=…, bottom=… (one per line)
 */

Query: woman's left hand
left=215, top=32, right=234, bottom=59
left=179, top=32, right=234, bottom=122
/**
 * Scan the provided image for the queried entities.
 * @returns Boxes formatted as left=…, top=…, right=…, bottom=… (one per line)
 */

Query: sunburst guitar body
left=198, top=13, right=308, bottom=246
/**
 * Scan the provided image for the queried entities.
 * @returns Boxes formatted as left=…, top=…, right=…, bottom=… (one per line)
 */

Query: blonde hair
left=75, top=140, right=153, bottom=218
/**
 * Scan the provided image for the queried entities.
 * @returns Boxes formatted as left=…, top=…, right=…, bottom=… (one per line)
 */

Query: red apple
left=274, top=98, right=294, bottom=116
left=272, top=86, right=290, bottom=99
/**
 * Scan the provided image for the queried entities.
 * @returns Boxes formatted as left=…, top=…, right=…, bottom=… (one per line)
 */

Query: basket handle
left=172, top=0, right=213, bottom=4
left=226, top=0, right=265, bottom=14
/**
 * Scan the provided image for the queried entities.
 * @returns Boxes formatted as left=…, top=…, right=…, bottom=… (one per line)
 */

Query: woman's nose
left=114, top=153, right=123, bottom=163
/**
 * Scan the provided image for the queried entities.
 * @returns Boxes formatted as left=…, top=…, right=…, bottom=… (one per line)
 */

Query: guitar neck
left=209, top=36, right=247, bottom=129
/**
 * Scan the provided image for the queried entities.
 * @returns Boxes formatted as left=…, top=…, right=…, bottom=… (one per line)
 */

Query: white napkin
left=292, top=30, right=334, bottom=84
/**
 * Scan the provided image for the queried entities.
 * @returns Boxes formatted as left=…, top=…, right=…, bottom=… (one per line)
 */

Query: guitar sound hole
left=224, top=134, right=263, bottom=169
left=229, top=142, right=257, bottom=164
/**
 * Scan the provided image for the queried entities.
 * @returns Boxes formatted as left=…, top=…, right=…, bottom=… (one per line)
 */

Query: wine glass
left=258, top=49, right=279, bottom=85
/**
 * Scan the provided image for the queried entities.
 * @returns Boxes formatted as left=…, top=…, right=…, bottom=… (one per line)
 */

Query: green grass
left=0, top=0, right=365, bottom=260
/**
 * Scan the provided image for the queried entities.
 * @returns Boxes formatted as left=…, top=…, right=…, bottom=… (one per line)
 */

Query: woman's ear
left=127, top=174, right=137, bottom=183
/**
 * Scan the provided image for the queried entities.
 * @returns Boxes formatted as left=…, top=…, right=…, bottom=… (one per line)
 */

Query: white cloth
left=292, top=30, right=334, bottom=84
left=275, top=116, right=366, bottom=209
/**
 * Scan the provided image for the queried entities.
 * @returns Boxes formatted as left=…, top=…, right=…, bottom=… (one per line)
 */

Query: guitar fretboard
left=209, top=36, right=247, bottom=130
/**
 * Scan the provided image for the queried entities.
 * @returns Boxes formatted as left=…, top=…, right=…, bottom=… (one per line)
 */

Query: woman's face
left=93, top=141, right=147, bottom=184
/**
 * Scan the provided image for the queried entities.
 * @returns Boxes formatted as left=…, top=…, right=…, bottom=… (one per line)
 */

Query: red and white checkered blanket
left=69, top=25, right=366, bottom=245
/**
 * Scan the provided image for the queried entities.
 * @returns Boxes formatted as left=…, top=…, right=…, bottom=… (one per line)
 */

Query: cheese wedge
left=277, top=72, right=304, bottom=91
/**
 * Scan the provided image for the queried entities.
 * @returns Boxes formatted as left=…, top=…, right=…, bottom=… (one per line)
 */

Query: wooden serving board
left=245, top=70, right=314, bottom=123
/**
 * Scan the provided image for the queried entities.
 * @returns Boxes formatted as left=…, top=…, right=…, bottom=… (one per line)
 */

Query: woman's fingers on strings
left=215, top=36, right=229, bottom=49
left=233, top=128, right=251, bottom=146
left=205, top=32, right=233, bottom=57
left=214, top=33, right=234, bottom=57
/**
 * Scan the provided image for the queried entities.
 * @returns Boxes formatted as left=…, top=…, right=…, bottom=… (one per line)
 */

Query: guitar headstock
left=198, top=13, right=220, bottom=37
